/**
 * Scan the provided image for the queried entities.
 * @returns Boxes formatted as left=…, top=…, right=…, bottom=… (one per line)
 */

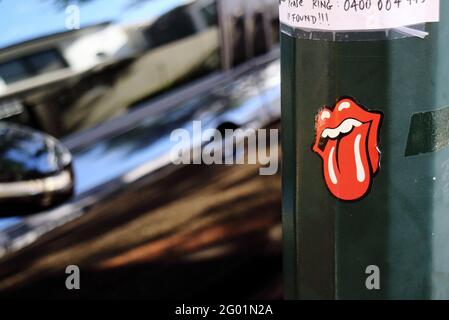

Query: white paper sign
left=279, top=0, right=440, bottom=31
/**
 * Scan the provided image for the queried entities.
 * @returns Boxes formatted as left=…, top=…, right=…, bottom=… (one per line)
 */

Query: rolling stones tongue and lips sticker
left=312, top=97, right=383, bottom=201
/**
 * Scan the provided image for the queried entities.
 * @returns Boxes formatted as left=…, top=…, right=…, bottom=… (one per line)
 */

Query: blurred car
left=0, top=0, right=281, bottom=299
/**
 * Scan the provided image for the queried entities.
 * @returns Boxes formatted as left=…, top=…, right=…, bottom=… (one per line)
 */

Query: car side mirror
left=0, top=122, right=74, bottom=216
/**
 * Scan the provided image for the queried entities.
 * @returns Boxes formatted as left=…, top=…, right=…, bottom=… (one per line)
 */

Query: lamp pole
left=282, top=1, right=449, bottom=299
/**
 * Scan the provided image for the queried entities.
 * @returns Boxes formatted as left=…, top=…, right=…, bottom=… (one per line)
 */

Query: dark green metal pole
left=282, top=2, right=449, bottom=299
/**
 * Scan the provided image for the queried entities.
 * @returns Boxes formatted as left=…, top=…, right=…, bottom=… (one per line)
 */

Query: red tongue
left=323, top=124, right=371, bottom=201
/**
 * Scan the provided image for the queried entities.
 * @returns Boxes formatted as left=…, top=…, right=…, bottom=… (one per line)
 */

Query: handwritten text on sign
left=279, top=0, right=440, bottom=31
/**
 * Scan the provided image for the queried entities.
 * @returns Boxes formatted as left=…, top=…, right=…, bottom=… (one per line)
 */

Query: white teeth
left=321, top=119, right=362, bottom=139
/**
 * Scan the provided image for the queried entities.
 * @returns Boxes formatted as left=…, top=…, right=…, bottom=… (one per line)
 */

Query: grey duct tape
left=405, top=106, right=449, bottom=157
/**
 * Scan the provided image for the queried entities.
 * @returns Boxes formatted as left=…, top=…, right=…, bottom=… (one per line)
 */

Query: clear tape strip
left=280, top=23, right=428, bottom=42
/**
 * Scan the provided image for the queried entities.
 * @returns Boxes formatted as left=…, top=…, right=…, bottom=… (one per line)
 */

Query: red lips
left=312, top=98, right=383, bottom=201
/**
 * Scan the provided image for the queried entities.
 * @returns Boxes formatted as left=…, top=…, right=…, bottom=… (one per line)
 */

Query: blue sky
left=0, top=0, right=187, bottom=49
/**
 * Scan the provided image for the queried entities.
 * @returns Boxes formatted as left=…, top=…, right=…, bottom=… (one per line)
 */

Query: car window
left=0, top=60, right=29, bottom=85
left=145, top=7, right=198, bottom=50
left=0, top=49, right=67, bottom=85
left=26, top=49, right=68, bottom=75
left=200, top=2, right=219, bottom=28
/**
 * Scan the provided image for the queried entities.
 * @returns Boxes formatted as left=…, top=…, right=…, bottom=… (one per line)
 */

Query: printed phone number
left=343, top=0, right=428, bottom=12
